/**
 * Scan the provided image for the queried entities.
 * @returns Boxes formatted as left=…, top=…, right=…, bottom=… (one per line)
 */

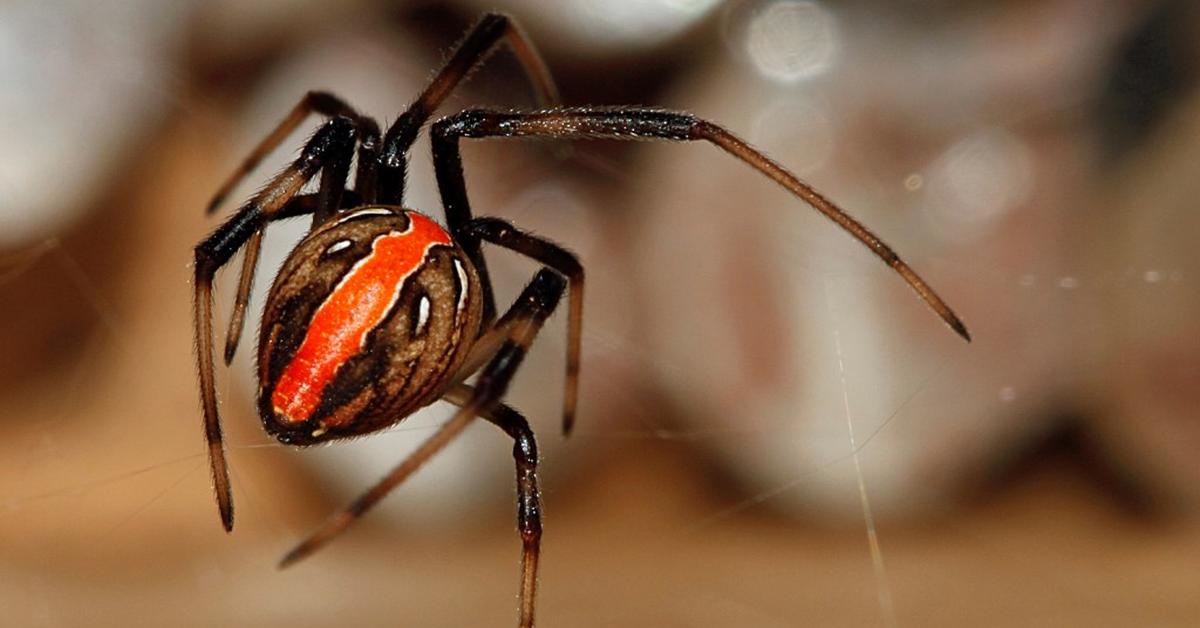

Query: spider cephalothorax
left=193, top=13, right=968, bottom=628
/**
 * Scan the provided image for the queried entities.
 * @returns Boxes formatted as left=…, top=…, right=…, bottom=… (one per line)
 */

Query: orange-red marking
left=272, top=212, right=452, bottom=423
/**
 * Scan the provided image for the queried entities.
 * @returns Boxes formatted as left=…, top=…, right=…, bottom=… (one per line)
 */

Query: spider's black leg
left=442, top=383, right=542, bottom=628
left=207, top=91, right=364, bottom=214
left=377, top=12, right=559, bottom=206
left=208, top=93, right=378, bottom=358
left=221, top=229, right=264, bottom=364
left=219, top=118, right=362, bottom=365
left=215, top=102, right=378, bottom=364
left=353, top=117, right=382, bottom=205
left=211, top=94, right=361, bottom=361
left=376, top=13, right=559, bottom=329
left=431, top=107, right=972, bottom=342
left=274, top=189, right=365, bottom=220
left=456, top=218, right=583, bottom=435
left=195, top=117, right=357, bottom=531
left=277, top=269, right=566, bottom=583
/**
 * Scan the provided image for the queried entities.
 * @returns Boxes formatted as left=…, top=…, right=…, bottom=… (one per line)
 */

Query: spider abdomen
left=257, top=207, right=483, bottom=446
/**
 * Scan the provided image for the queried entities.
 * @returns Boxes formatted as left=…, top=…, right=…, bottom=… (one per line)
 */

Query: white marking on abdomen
left=324, top=239, right=353, bottom=255
left=452, top=258, right=469, bottom=312
left=335, top=207, right=395, bottom=225
left=415, top=295, right=431, bottom=335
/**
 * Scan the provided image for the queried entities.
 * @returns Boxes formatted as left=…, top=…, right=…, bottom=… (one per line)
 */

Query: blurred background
left=2, top=0, right=1199, bottom=625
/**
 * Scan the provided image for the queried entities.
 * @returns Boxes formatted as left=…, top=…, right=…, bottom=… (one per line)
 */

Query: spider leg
left=195, top=117, right=357, bottom=531
left=214, top=98, right=379, bottom=363
left=219, top=120, right=363, bottom=365
left=206, top=91, right=373, bottom=214
left=455, top=218, right=583, bottom=435
left=210, top=95, right=379, bottom=360
left=275, top=188, right=365, bottom=220
left=220, top=229, right=263, bottom=364
left=442, top=383, right=542, bottom=628
left=431, top=107, right=972, bottom=342
left=377, top=12, right=559, bottom=205
left=277, top=269, right=566, bottom=575
left=352, top=117, right=382, bottom=205
left=222, top=186, right=368, bottom=363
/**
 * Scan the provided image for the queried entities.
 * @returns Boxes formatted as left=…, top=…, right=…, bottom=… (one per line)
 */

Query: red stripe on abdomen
left=272, top=213, right=452, bottom=423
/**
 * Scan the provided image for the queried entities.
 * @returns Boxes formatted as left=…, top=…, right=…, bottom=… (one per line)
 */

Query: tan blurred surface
left=2, top=105, right=1198, bottom=627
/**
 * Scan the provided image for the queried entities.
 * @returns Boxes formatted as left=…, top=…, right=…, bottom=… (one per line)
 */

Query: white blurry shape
left=743, top=1, right=838, bottom=83
left=575, top=0, right=721, bottom=44
left=868, top=2, right=1135, bottom=137
left=0, top=1, right=183, bottom=248
left=633, top=59, right=975, bottom=519
left=461, top=0, right=720, bottom=51
left=779, top=280, right=938, bottom=517
left=630, top=2, right=1105, bottom=519
left=923, top=128, right=1033, bottom=244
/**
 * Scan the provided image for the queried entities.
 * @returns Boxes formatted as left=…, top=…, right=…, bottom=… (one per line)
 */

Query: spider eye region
left=261, top=210, right=469, bottom=437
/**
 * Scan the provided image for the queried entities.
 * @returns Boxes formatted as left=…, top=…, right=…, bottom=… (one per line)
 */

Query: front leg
left=442, top=384, right=543, bottom=628
left=277, top=269, right=567, bottom=628
left=208, top=96, right=380, bottom=360
left=430, top=107, right=970, bottom=343
left=377, top=12, right=560, bottom=205
left=194, top=117, right=357, bottom=532
left=459, top=218, right=584, bottom=435
left=206, top=91, right=373, bottom=214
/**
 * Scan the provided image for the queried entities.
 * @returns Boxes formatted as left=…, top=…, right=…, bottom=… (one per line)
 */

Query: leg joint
left=432, top=110, right=501, bottom=139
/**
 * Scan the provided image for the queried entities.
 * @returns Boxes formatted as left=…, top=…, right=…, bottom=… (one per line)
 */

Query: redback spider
left=193, top=12, right=971, bottom=628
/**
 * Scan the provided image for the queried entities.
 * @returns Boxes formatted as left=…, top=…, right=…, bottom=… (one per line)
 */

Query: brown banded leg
left=442, top=383, right=542, bottom=628
left=378, top=12, right=559, bottom=231
left=195, top=116, right=358, bottom=531
left=458, top=217, right=583, bottom=435
left=276, top=269, right=568, bottom=613
left=352, top=117, right=382, bottom=204
left=219, top=185, right=369, bottom=363
left=431, top=107, right=972, bottom=342
left=220, top=229, right=263, bottom=364
left=377, top=12, right=559, bottom=324
left=207, top=91, right=370, bottom=213
left=221, top=188, right=369, bottom=363
left=219, top=129, right=363, bottom=365
left=215, top=100, right=380, bottom=362
left=273, top=188, right=364, bottom=221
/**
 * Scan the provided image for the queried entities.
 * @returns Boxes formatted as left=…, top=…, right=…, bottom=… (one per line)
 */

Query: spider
left=193, top=13, right=970, bottom=628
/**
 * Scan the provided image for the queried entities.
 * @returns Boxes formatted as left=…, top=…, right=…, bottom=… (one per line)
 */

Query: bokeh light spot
left=744, top=1, right=838, bottom=83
